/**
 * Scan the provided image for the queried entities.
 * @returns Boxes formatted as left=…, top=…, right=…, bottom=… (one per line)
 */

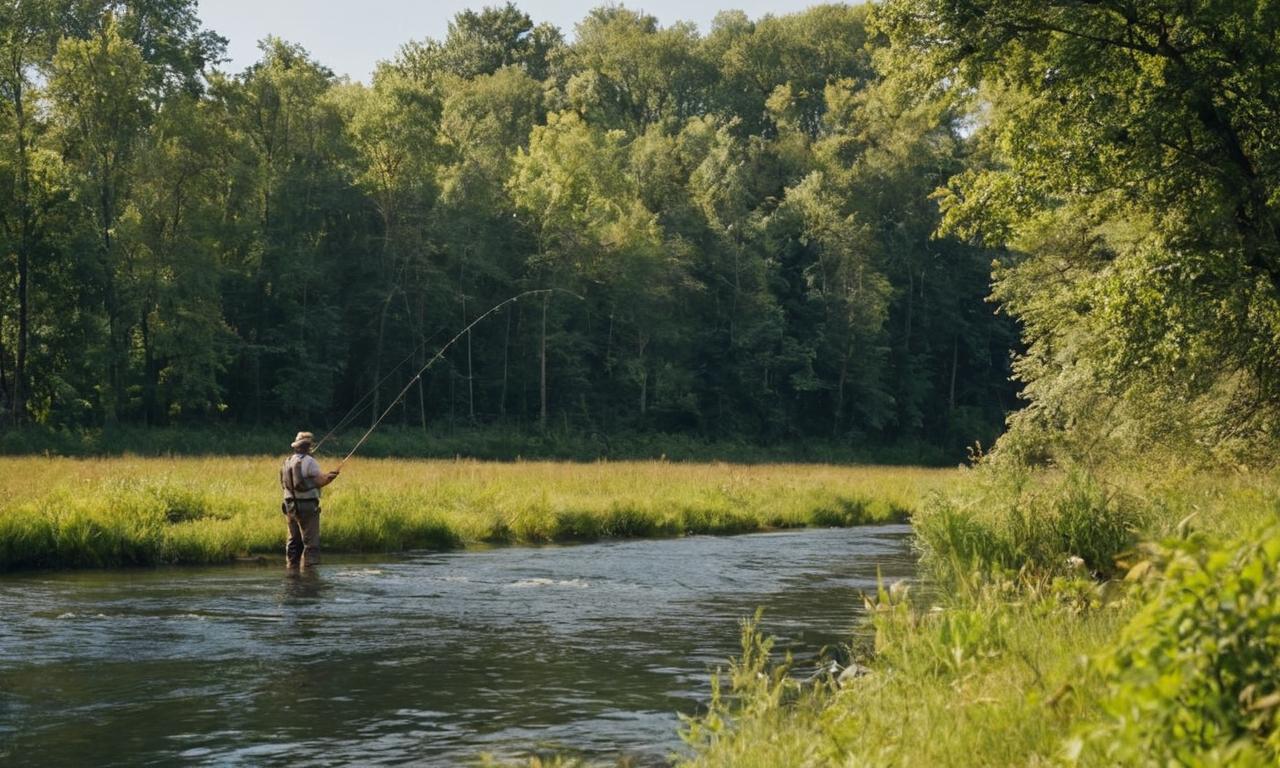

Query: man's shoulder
left=301, top=455, right=321, bottom=472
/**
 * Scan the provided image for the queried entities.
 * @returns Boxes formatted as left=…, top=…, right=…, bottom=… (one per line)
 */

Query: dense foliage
left=0, top=2, right=1016, bottom=453
left=878, top=0, right=1280, bottom=463
left=1082, top=529, right=1280, bottom=765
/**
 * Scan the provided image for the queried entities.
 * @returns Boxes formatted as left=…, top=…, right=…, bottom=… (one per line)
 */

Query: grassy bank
left=0, top=457, right=953, bottom=571
left=678, top=466, right=1280, bottom=767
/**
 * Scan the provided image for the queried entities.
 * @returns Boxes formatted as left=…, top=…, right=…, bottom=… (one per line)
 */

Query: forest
left=0, top=1, right=1019, bottom=453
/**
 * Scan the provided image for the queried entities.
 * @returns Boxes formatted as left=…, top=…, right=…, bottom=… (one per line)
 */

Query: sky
left=196, top=0, right=829, bottom=80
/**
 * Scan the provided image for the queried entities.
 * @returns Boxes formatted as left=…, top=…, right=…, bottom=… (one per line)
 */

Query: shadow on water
left=0, top=524, right=915, bottom=767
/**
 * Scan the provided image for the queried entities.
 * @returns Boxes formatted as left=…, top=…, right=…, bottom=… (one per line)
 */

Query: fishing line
left=337, top=288, right=582, bottom=468
left=312, top=326, right=448, bottom=453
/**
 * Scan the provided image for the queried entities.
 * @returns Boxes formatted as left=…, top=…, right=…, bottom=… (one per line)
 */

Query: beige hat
left=291, top=431, right=315, bottom=450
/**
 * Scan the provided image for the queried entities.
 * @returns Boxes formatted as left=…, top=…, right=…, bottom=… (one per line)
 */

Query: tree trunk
left=371, top=295, right=393, bottom=427
left=903, top=268, right=914, bottom=354
left=12, top=79, right=30, bottom=423
left=100, top=173, right=122, bottom=425
left=466, top=319, right=475, bottom=422
left=834, top=342, right=851, bottom=437
left=140, top=308, right=155, bottom=425
left=459, top=256, right=474, bottom=422
left=14, top=228, right=28, bottom=423
left=500, top=304, right=511, bottom=418
left=948, top=333, right=959, bottom=414
left=0, top=315, right=10, bottom=420
left=419, top=293, right=428, bottom=432
left=540, top=292, right=548, bottom=431
left=637, top=332, right=648, bottom=417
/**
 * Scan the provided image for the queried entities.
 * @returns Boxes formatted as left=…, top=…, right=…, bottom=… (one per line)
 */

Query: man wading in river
left=281, top=431, right=340, bottom=569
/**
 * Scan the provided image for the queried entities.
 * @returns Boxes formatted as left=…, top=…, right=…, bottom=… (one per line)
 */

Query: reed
left=0, top=456, right=953, bottom=571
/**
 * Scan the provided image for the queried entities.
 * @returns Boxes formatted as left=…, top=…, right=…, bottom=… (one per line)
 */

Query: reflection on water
left=280, top=568, right=329, bottom=602
left=0, top=525, right=914, bottom=767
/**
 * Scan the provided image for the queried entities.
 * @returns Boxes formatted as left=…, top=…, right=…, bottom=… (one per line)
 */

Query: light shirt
left=281, top=453, right=323, bottom=500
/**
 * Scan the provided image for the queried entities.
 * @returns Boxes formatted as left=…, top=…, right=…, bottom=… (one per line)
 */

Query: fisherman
left=280, top=431, right=340, bottom=569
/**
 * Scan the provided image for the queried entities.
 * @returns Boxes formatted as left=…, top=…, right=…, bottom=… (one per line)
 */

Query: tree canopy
left=878, top=0, right=1280, bottom=461
left=0, top=1, right=1026, bottom=455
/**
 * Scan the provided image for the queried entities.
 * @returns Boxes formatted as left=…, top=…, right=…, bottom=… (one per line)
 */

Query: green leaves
left=0, top=3, right=1015, bottom=449
left=1082, top=526, right=1280, bottom=764
left=879, top=0, right=1280, bottom=463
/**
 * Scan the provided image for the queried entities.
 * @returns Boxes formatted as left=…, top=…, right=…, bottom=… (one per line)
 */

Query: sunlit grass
left=679, top=465, right=1280, bottom=767
left=0, top=457, right=954, bottom=571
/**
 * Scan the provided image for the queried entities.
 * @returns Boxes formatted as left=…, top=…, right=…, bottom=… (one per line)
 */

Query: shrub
left=1078, top=527, right=1280, bottom=765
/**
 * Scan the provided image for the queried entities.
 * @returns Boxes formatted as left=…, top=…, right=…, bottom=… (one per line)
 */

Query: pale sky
left=196, top=0, right=833, bottom=80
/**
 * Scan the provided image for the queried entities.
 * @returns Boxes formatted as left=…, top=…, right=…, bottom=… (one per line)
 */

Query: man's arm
left=307, top=457, right=340, bottom=488
left=315, top=468, right=340, bottom=488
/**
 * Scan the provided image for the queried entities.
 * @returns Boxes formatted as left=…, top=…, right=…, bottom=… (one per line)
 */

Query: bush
left=1078, top=527, right=1280, bottom=765
left=914, top=468, right=1140, bottom=583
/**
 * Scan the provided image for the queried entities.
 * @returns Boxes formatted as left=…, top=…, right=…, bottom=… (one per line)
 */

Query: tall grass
left=914, top=469, right=1143, bottom=583
left=0, top=457, right=951, bottom=571
left=679, top=583, right=1127, bottom=768
left=678, top=463, right=1280, bottom=767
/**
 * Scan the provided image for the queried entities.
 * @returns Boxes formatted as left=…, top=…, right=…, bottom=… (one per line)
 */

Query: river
left=0, top=524, right=913, bottom=766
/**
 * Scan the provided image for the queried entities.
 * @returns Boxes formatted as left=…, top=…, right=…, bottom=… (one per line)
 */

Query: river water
left=0, top=524, right=913, bottom=767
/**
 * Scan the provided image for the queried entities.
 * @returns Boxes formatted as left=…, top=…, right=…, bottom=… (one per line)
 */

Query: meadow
left=0, top=456, right=955, bottom=571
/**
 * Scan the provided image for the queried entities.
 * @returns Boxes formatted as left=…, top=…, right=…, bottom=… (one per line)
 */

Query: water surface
left=0, top=525, right=913, bottom=766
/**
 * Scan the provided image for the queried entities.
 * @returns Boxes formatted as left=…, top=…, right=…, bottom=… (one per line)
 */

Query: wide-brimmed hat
left=291, top=431, right=315, bottom=450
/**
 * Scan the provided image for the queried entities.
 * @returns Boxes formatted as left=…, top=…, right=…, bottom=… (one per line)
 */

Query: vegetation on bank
left=671, top=0, right=1280, bottom=760
left=678, top=466, right=1280, bottom=767
left=0, top=457, right=950, bottom=572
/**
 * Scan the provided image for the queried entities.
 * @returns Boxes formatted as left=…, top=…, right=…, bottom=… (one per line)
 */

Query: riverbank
left=0, top=457, right=954, bottom=571
left=678, top=466, right=1280, bottom=766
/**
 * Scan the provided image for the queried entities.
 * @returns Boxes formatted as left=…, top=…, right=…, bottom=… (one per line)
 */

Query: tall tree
left=397, top=3, right=562, bottom=81
left=0, top=0, right=59, bottom=422
left=47, top=15, right=150, bottom=422
left=877, top=0, right=1280, bottom=459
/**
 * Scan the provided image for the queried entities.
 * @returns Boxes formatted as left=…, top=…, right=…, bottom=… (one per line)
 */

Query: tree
left=397, top=3, right=562, bottom=81
left=124, top=92, right=234, bottom=422
left=0, top=0, right=60, bottom=422
left=0, top=2, right=1020, bottom=457
left=216, top=38, right=354, bottom=423
left=877, top=0, right=1280, bottom=459
left=47, top=15, right=150, bottom=422
left=340, top=65, right=441, bottom=424
left=431, top=66, right=544, bottom=421
left=565, top=7, right=713, bottom=131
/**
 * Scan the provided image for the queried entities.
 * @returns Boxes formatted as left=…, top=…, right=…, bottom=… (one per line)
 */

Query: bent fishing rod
left=334, top=288, right=579, bottom=469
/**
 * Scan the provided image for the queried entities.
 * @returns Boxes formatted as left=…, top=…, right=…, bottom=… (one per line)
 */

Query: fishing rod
left=336, top=288, right=578, bottom=469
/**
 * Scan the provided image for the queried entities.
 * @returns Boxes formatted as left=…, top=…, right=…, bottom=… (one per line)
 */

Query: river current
left=0, top=524, right=913, bottom=766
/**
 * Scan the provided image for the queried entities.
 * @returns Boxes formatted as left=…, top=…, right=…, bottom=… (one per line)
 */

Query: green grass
left=0, top=456, right=953, bottom=571
left=680, top=589, right=1127, bottom=768
left=678, top=464, right=1280, bottom=767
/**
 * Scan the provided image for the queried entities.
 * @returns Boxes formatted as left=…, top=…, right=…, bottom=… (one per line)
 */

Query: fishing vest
left=281, top=453, right=322, bottom=501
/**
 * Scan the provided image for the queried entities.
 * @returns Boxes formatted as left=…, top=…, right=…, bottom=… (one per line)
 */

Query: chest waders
left=280, top=453, right=322, bottom=567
